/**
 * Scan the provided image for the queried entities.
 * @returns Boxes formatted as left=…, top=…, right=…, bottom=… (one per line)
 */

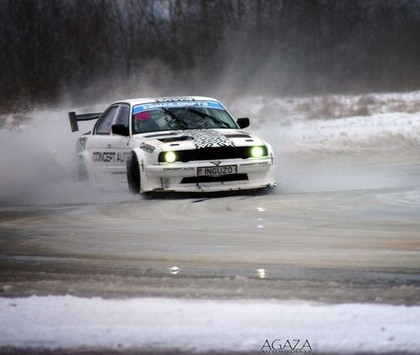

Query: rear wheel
left=127, top=153, right=141, bottom=194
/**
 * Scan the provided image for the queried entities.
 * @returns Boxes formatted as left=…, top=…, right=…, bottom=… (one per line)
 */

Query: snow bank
left=230, top=90, right=420, bottom=124
left=1, top=296, right=419, bottom=353
left=277, top=112, right=420, bottom=153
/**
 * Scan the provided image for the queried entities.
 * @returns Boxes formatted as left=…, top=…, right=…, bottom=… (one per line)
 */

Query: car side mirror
left=112, top=124, right=129, bottom=136
left=236, top=117, right=250, bottom=129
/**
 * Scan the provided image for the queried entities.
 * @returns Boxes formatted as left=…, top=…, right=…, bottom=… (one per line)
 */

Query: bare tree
left=0, top=0, right=419, bottom=112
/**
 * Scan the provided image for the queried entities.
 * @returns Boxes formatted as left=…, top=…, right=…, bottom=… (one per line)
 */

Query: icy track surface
left=1, top=91, right=420, bottom=354
left=1, top=296, right=420, bottom=354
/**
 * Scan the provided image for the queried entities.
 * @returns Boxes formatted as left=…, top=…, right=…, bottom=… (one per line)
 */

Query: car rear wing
left=68, top=111, right=102, bottom=132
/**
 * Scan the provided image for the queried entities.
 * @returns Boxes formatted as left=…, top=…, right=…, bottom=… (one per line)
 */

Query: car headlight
left=163, top=151, right=177, bottom=163
left=250, top=146, right=265, bottom=158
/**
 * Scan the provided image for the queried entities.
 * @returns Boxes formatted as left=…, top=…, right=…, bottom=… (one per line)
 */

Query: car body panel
left=72, top=97, right=276, bottom=193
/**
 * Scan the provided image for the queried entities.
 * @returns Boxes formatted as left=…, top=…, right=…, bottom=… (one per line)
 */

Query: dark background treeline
left=0, top=0, right=419, bottom=112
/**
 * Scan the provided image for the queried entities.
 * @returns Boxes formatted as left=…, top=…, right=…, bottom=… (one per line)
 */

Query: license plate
left=197, top=165, right=237, bottom=176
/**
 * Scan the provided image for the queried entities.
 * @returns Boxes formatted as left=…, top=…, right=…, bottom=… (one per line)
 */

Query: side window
left=95, top=106, right=118, bottom=135
left=115, top=104, right=130, bottom=127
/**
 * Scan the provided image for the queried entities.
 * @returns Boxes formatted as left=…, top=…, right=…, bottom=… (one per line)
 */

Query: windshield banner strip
left=133, top=101, right=223, bottom=114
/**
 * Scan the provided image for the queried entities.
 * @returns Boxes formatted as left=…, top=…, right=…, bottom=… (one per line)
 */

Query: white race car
left=69, top=96, right=276, bottom=194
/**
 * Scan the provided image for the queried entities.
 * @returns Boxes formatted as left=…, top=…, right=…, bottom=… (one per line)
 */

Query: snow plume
left=0, top=108, right=136, bottom=206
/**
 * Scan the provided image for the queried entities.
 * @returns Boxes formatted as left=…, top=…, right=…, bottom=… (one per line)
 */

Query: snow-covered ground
left=1, top=91, right=420, bottom=203
left=1, top=91, right=420, bottom=353
left=1, top=296, right=420, bottom=354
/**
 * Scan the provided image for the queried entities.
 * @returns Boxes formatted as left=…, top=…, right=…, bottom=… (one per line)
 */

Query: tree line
left=0, top=0, right=419, bottom=112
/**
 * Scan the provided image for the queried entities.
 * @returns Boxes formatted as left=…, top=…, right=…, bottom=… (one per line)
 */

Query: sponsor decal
left=135, top=112, right=150, bottom=121
left=240, top=161, right=269, bottom=167
left=133, top=101, right=223, bottom=115
left=140, top=142, right=156, bottom=153
left=240, top=162, right=258, bottom=167
left=92, top=151, right=129, bottom=163
left=162, top=167, right=194, bottom=172
left=182, top=129, right=235, bottom=149
left=157, top=97, right=193, bottom=102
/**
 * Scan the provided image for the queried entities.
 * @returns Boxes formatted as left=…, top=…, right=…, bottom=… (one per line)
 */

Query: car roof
left=111, top=96, right=219, bottom=107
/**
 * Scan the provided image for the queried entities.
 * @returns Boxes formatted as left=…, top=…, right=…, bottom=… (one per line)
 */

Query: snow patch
left=1, top=296, right=419, bottom=353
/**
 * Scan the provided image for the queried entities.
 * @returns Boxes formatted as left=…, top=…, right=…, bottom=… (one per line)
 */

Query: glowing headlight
left=250, top=146, right=264, bottom=158
left=164, top=151, right=177, bottom=163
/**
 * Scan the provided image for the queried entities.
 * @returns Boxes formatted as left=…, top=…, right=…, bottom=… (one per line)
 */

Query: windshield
left=132, top=100, right=238, bottom=134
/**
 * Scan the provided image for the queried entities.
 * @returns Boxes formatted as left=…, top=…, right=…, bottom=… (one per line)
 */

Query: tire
left=127, top=153, right=141, bottom=194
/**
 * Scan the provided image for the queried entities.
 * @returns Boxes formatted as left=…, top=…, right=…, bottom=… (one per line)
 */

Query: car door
left=106, top=103, right=131, bottom=181
left=85, top=104, right=130, bottom=183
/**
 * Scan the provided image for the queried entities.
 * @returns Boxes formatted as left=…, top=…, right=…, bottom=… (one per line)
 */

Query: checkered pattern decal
left=183, top=130, right=236, bottom=149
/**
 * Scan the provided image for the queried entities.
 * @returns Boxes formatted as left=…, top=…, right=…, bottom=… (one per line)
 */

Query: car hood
left=134, top=129, right=266, bottom=151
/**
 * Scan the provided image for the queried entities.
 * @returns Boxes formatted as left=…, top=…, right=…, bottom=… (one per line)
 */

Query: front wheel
left=127, top=153, right=141, bottom=194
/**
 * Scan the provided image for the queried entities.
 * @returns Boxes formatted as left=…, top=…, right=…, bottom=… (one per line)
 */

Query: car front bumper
left=141, top=157, right=276, bottom=193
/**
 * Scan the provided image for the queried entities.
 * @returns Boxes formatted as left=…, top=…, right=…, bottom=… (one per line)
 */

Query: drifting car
left=68, top=96, right=276, bottom=194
